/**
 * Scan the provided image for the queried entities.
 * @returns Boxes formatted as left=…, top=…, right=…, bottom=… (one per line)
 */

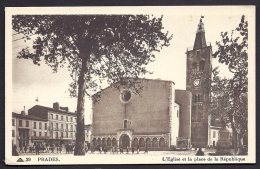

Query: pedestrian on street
left=19, top=146, right=23, bottom=153
left=126, top=146, right=129, bottom=154
left=195, top=148, right=204, bottom=156
left=144, top=146, right=148, bottom=154
left=99, top=145, right=102, bottom=154
left=52, top=144, right=55, bottom=153
left=24, top=146, right=27, bottom=153
left=46, top=144, right=50, bottom=153
left=12, top=144, right=19, bottom=156
left=57, top=145, right=59, bottom=153
left=137, top=145, right=140, bottom=154
left=35, top=143, right=40, bottom=155
left=120, top=146, right=124, bottom=154
left=132, top=146, right=134, bottom=154
left=60, top=144, right=62, bottom=153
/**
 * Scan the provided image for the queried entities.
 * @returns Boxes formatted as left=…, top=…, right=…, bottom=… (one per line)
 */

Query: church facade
left=91, top=17, right=212, bottom=150
left=91, top=79, right=182, bottom=150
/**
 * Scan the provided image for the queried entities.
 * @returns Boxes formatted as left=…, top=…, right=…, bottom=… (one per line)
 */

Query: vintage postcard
left=5, top=6, right=255, bottom=165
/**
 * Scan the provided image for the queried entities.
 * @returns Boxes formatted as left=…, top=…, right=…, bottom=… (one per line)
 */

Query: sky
left=9, top=7, right=252, bottom=125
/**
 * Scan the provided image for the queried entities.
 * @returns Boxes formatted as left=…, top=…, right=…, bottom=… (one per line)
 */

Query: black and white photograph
left=5, top=6, right=255, bottom=164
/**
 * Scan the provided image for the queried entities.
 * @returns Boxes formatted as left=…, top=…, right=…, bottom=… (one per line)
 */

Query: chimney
left=53, top=102, right=60, bottom=110
left=21, top=111, right=25, bottom=116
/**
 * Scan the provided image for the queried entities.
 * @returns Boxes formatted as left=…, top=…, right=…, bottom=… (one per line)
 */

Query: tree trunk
left=237, top=133, right=243, bottom=154
left=230, top=116, right=238, bottom=154
left=74, top=57, right=88, bottom=155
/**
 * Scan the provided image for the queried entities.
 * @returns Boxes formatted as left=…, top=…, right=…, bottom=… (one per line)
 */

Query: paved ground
left=18, top=148, right=218, bottom=156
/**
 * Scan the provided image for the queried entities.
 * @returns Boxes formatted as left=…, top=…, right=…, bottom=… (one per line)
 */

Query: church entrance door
left=121, top=134, right=130, bottom=149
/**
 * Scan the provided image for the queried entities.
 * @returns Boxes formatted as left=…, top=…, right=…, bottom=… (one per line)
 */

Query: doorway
left=121, top=134, right=130, bottom=149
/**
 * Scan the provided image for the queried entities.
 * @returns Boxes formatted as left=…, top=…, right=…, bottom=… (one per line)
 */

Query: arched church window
left=199, top=60, right=205, bottom=71
left=192, top=62, right=197, bottom=72
left=124, top=119, right=128, bottom=129
left=194, top=94, right=201, bottom=103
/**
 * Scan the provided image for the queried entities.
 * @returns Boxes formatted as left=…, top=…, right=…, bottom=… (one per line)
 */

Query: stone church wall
left=175, top=90, right=192, bottom=138
left=92, top=79, right=175, bottom=136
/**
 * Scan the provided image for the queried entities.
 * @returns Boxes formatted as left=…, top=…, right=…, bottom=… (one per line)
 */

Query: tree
left=12, top=15, right=172, bottom=155
left=212, top=15, right=248, bottom=154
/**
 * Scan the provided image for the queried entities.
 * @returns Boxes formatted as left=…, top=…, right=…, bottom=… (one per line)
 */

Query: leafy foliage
left=13, top=15, right=172, bottom=96
left=12, top=15, right=172, bottom=155
left=211, top=15, right=248, bottom=154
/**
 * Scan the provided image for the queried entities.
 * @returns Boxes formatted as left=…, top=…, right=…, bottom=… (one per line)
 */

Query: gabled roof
left=28, top=105, right=77, bottom=116
left=92, top=77, right=175, bottom=97
left=12, top=112, right=48, bottom=121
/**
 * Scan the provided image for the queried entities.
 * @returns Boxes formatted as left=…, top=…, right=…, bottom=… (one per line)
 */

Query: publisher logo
left=16, top=158, right=24, bottom=162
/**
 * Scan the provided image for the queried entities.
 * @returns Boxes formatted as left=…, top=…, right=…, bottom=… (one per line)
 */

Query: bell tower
left=186, top=17, right=212, bottom=148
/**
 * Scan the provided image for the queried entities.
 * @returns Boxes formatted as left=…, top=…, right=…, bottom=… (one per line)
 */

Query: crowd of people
left=86, top=145, right=149, bottom=154
left=12, top=143, right=149, bottom=155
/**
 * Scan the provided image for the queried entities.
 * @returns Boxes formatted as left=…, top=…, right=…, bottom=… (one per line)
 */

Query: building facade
left=91, top=79, right=182, bottom=150
left=12, top=111, right=48, bottom=150
left=186, top=18, right=212, bottom=148
left=28, top=102, right=77, bottom=145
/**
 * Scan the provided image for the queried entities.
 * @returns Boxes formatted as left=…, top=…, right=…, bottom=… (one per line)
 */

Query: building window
left=66, top=132, right=68, bottom=138
left=45, top=132, right=47, bottom=137
left=26, top=121, right=29, bottom=127
left=192, top=62, right=197, bottom=72
left=39, top=122, right=42, bottom=129
left=56, top=132, right=58, bottom=139
left=51, top=123, right=53, bottom=129
left=124, top=119, right=128, bottom=129
left=71, top=125, right=73, bottom=131
left=12, top=119, right=15, bottom=126
left=213, top=131, right=216, bottom=138
left=199, top=60, right=205, bottom=71
left=61, top=124, right=63, bottom=130
left=61, top=132, right=63, bottom=138
left=66, top=116, right=68, bottom=121
left=19, top=120, right=22, bottom=126
left=75, top=125, right=77, bottom=131
left=56, top=115, right=58, bottom=120
left=33, top=122, right=36, bottom=129
left=71, top=117, right=73, bottom=122
left=12, top=130, right=15, bottom=137
left=56, top=123, right=58, bottom=130
left=34, top=131, right=36, bottom=137
left=195, top=94, right=201, bottom=103
left=39, top=132, right=42, bottom=137
left=50, top=114, right=53, bottom=119
left=70, top=133, right=73, bottom=138
left=45, top=123, right=47, bottom=130
left=196, top=50, right=200, bottom=55
left=66, top=124, right=68, bottom=130
left=61, top=116, right=63, bottom=121
left=75, top=118, right=77, bottom=122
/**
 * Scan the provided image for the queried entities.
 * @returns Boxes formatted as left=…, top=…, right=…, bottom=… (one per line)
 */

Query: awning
left=32, top=140, right=45, bottom=142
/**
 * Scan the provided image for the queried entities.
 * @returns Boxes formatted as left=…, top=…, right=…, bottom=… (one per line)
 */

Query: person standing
left=35, top=143, right=40, bottom=155
left=12, top=144, right=19, bottom=156
left=59, top=144, right=62, bottom=153
left=46, top=144, right=49, bottom=153
left=19, top=146, right=23, bottom=153
left=52, top=144, right=55, bottom=153
left=144, top=146, right=148, bottom=154
left=120, top=146, right=123, bottom=154
left=126, top=146, right=129, bottom=154
left=132, top=146, right=134, bottom=154
left=137, top=145, right=140, bottom=154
